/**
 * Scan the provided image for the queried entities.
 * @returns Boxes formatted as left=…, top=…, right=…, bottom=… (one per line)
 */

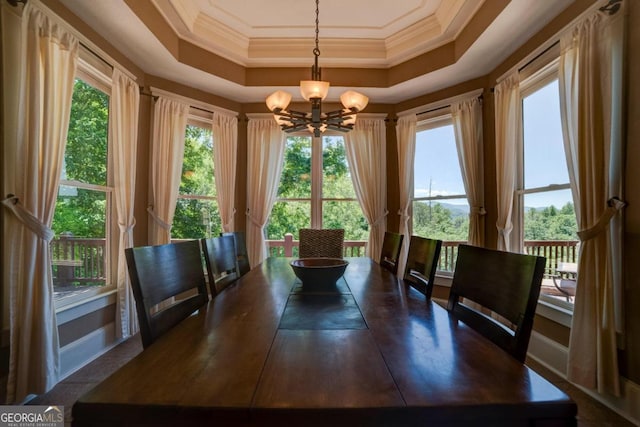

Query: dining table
left=72, top=257, right=577, bottom=426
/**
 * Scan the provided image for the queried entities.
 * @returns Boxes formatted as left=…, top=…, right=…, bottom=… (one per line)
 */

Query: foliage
left=172, top=125, right=221, bottom=239
left=52, top=79, right=109, bottom=238
left=412, top=202, right=469, bottom=241
left=266, top=136, right=368, bottom=241
left=524, top=203, right=577, bottom=240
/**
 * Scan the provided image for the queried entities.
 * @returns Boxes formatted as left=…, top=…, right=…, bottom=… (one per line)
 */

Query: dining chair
left=125, top=240, right=209, bottom=349
left=202, top=235, right=241, bottom=296
left=446, top=244, right=546, bottom=362
left=379, top=231, right=404, bottom=274
left=298, top=228, right=345, bottom=258
left=403, top=235, right=442, bottom=299
left=221, top=231, right=250, bottom=276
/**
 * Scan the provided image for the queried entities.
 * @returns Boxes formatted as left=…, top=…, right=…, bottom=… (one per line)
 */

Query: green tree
left=412, top=202, right=469, bottom=241
left=524, top=202, right=577, bottom=240
left=266, top=136, right=367, bottom=241
left=172, top=125, right=221, bottom=239
left=52, top=79, right=109, bottom=238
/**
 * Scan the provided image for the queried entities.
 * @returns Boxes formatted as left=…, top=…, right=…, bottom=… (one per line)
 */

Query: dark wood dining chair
left=202, top=235, right=240, bottom=296
left=447, top=244, right=546, bottom=362
left=298, top=228, right=345, bottom=258
left=221, top=231, right=250, bottom=276
left=125, top=240, right=209, bottom=349
left=379, top=231, right=404, bottom=274
left=403, top=235, right=442, bottom=299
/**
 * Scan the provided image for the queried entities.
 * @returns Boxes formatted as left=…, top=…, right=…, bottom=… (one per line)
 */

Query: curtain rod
left=80, top=41, right=114, bottom=70
left=416, top=94, right=483, bottom=116
left=140, top=90, right=216, bottom=115
left=517, top=40, right=559, bottom=73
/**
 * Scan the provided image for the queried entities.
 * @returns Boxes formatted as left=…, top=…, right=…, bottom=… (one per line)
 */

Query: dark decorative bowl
left=290, top=258, right=349, bottom=290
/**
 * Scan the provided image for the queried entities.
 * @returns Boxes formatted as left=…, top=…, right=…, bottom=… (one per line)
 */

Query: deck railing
left=266, top=233, right=366, bottom=258
left=50, top=235, right=106, bottom=286
left=49, top=236, right=579, bottom=285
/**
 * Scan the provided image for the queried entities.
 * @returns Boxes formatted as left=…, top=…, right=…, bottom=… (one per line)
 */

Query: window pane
left=523, top=190, right=577, bottom=241
left=267, top=201, right=311, bottom=240
left=181, top=125, right=215, bottom=197
left=414, top=125, right=465, bottom=198
left=172, top=198, right=221, bottom=239
left=278, top=136, right=312, bottom=198
left=322, top=136, right=356, bottom=199
left=413, top=123, right=468, bottom=249
left=63, top=79, right=109, bottom=186
left=322, top=200, right=368, bottom=240
left=523, top=80, right=568, bottom=188
left=412, top=199, right=469, bottom=242
left=51, top=188, right=107, bottom=291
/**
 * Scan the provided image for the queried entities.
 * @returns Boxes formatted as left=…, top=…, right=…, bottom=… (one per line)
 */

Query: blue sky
left=414, top=79, right=573, bottom=209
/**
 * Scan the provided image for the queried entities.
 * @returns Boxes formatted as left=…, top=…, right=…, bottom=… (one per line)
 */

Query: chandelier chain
left=314, top=0, right=320, bottom=58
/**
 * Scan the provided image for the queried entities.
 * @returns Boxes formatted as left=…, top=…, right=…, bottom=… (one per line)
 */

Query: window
left=267, top=134, right=367, bottom=248
left=51, top=60, right=113, bottom=307
left=517, top=65, right=578, bottom=306
left=172, top=120, right=221, bottom=239
left=412, top=118, right=469, bottom=272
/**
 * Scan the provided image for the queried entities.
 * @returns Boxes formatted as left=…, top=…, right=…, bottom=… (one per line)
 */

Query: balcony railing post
left=284, top=233, right=294, bottom=257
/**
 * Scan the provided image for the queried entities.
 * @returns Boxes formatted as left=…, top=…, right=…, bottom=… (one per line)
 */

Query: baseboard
left=528, top=330, right=640, bottom=426
left=59, top=321, right=121, bottom=380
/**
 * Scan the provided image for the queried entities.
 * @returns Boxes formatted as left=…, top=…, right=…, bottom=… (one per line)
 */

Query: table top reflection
left=72, top=257, right=576, bottom=427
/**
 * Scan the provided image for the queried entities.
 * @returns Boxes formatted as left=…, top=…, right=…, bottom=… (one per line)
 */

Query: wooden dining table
left=72, top=257, right=577, bottom=426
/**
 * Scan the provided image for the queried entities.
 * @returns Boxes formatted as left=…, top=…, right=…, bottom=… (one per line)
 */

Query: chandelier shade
left=265, top=0, right=368, bottom=137
left=266, top=90, right=292, bottom=111
left=299, top=80, right=330, bottom=101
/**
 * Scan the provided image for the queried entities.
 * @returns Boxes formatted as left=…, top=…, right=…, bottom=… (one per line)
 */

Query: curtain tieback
left=497, top=223, right=512, bottom=236
left=577, top=197, right=626, bottom=242
left=2, top=194, right=55, bottom=242
left=471, top=206, right=487, bottom=216
left=146, top=206, right=171, bottom=231
left=223, top=208, right=237, bottom=230
left=371, top=210, right=389, bottom=227
left=246, top=209, right=264, bottom=228
left=118, top=218, right=136, bottom=233
left=397, top=208, right=410, bottom=222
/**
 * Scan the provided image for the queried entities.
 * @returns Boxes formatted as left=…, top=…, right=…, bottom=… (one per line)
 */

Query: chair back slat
left=379, top=231, right=404, bottom=274
left=447, top=244, right=546, bottom=362
left=298, top=228, right=345, bottom=258
left=403, top=235, right=442, bottom=299
left=125, top=240, right=208, bottom=348
left=203, top=235, right=240, bottom=295
left=222, top=231, right=250, bottom=276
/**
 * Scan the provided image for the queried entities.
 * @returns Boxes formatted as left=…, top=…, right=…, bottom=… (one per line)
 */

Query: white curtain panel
left=395, top=115, right=417, bottom=276
left=344, top=118, right=387, bottom=259
left=1, top=4, right=78, bottom=403
left=494, top=73, right=521, bottom=252
left=212, top=112, right=238, bottom=232
left=245, top=119, right=286, bottom=267
left=559, top=9, right=625, bottom=396
left=110, top=68, right=140, bottom=340
left=451, top=97, right=485, bottom=247
left=148, top=96, right=189, bottom=244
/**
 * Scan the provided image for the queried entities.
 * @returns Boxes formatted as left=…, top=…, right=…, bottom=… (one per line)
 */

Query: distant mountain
left=416, top=201, right=469, bottom=217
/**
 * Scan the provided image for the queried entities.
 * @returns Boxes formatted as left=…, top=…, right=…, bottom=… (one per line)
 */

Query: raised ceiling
left=155, top=0, right=481, bottom=67
left=57, top=0, right=575, bottom=104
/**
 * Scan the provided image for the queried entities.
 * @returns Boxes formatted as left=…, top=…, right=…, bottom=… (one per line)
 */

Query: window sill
left=56, top=289, right=117, bottom=325
left=535, top=298, right=573, bottom=328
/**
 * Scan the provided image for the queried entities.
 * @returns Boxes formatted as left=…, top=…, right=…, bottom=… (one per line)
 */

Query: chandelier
left=265, top=0, right=369, bottom=137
